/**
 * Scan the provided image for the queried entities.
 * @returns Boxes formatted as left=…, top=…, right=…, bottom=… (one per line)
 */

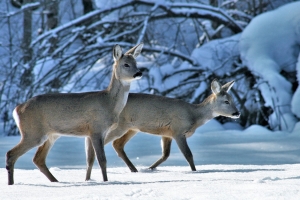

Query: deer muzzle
left=232, top=111, right=241, bottom=118
left=133, top=71, right=143, bottom=79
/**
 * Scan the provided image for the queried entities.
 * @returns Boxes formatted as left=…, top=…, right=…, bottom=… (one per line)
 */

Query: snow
left=1, top=121, right=300, bottom=199
left=239, top=1, right=300, bottom=131
left=190, top=81, right=207, bottom=103
left=1, top=164, right=300, bottom=200
left=292, top=54, right=300, bottom=118
left=148, top=61, right=200, bottom=96
left=192, top=34, right=240, bottom=77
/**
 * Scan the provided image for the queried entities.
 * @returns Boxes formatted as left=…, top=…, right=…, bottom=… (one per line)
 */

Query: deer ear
left=125, top=43, right=143, bottom=58
left=113, top=44, right=123, bottom=61
left=211, top=79, right=222, bottom=95
left=222, top=80, right=235, bottom=92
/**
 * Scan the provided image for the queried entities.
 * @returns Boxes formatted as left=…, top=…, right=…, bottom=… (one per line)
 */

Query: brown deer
left=6, top=43, right=143, bottom=185
left=85, top=79, right=240, bottom=180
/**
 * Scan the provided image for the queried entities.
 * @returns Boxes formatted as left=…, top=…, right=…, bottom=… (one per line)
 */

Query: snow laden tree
left=0, top=0, right=296, bottom=135
left=240, top=1, right=300, bottom=131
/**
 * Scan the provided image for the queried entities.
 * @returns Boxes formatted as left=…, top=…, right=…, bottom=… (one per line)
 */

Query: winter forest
left=0, top=0, right=300, bottom=136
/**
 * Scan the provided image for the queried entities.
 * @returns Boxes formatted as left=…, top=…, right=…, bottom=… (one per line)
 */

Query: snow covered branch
left=142, top=46, right=198, bottom=66
left=132, top=0, right=243, bottom=33
left=31, top=0, right=244, bottom=48
left=5, top=2, right=40, bottom=17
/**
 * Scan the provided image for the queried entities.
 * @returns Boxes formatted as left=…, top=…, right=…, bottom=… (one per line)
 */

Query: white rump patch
left=12, top=108, right=20, bottom=129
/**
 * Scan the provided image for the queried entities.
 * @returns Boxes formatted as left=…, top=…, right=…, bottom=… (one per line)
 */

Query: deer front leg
left=149, top=137, right=172, bottom=170
left=174, top=134, right=196, bottom=171
left=112, top=130, right=138, bottom=172
left=33, top=135, right=60, bottom=182
left=90, top=134, right=108, bottom=181
left=85, top=137, right=95, bottom=181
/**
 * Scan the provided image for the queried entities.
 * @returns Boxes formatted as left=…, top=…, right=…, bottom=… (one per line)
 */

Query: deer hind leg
left=90, top=134, right=108, bottom=182
left=6, top=134, right=48, bottom=185
left=85, top=137, right=95, bottom=181
left=149, top=136, right=172, bottom=170
left=33, top=135, right=60, bottom=182
left=174, top=134, right=196, bottom=171
left=112, top=130, right=138, bottom=172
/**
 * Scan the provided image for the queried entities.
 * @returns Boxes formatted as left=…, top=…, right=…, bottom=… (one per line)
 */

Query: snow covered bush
left=239, top=1, right=300, bottom=131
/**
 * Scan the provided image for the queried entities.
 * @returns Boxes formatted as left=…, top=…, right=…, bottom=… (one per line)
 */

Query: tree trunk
left=22, top=0, right=32, bottom=63
left=45, top=0, right=58, bottom=30
left=44, top=0, right=58, bottom=53
left=82, top=0, right=94, bottom=14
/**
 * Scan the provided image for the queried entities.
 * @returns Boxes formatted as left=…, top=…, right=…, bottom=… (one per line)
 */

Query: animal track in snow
left=254, top=176, right=281, bottom=183
left=126, top=188, right=154, bottom=197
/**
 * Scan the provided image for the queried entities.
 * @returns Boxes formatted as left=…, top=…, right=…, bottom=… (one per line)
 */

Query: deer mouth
left=231, top=111, right=241, bottom=118
left=133, top=71, right=143, bottom=79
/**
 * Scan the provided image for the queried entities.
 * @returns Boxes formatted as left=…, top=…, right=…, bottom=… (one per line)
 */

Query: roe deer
left=85, top=79, right=240, bottom=180
left=6, top=43, right=143, bottom=185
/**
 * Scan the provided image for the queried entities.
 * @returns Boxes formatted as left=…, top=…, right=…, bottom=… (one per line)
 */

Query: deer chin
left=230, top=114, right=240, bottom=119
left=230, top=115, right=240, bottom=119
left=216, top=112, right=240, bottom=119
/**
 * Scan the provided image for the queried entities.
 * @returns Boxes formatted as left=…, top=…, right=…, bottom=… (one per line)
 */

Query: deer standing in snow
left=85, top=79, right=240, bottom=180
left=6, top=43, right=143, bottom=185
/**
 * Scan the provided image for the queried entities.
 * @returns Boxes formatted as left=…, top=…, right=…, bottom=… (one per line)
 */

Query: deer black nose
left=232, top=111, right=240, bottom=117
left=133, top=71, right=143, bottom=79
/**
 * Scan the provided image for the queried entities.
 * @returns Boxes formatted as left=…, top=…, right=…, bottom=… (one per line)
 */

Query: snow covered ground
left=1, top=164, right=299, bottom=200
left=1, top=120, right=300, bottom=199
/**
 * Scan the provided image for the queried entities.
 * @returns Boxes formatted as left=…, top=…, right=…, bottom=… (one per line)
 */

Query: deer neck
left=107, top=68, right=130, bottom=114
left=194, top=95, right=218, bottom=126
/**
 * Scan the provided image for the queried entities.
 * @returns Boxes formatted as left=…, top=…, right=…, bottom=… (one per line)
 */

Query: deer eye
left=224, top=100, right=230, bottom=104
left=124, top=63, right=130, bottom=68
